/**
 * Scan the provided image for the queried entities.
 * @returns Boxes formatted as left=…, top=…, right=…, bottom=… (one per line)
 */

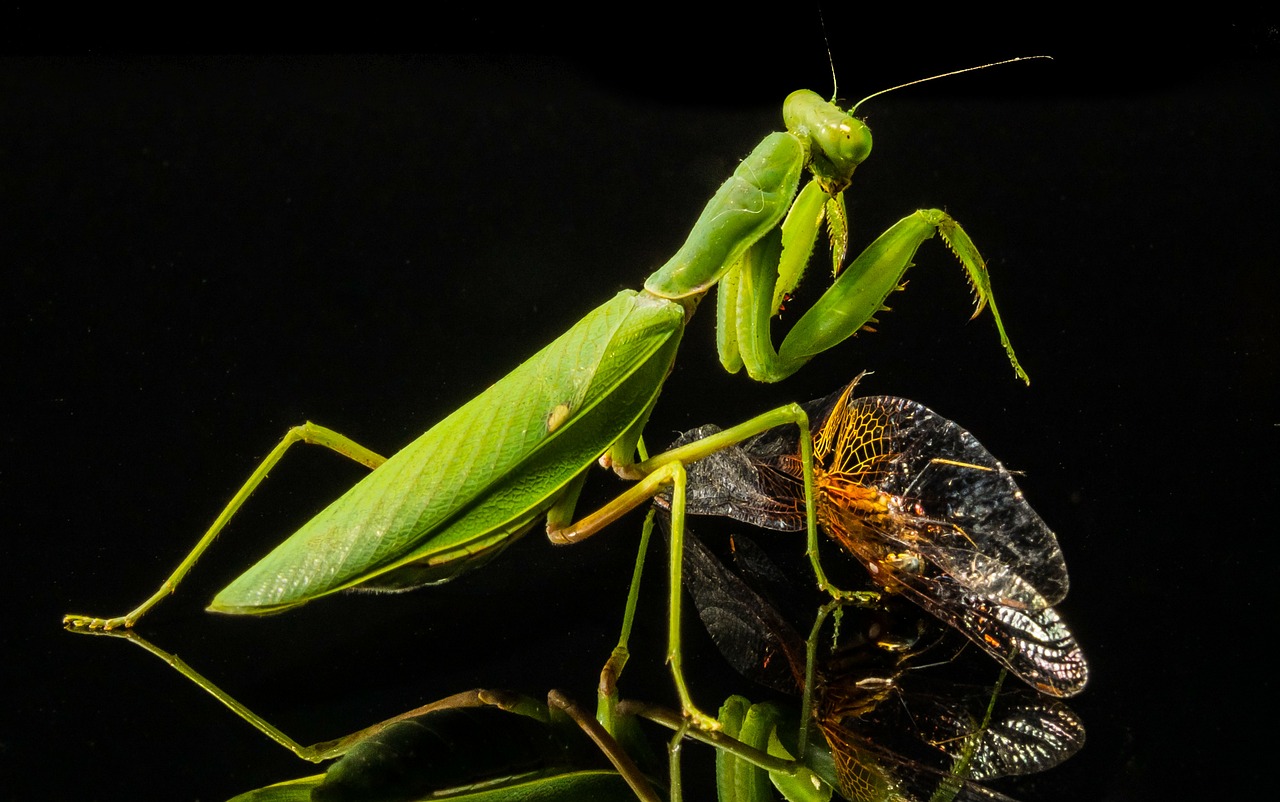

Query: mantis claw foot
left=823, top=586, right=881, bottom=607
left=683, top=706, right=723, bottom=733
left=63, top=613, right=132, bottom=631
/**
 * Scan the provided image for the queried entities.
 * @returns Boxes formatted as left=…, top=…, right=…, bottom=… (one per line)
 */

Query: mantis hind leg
left=548, top=461, right=721, bottom=731
left=546, top=403, right=874, bottom=733
left=596, top=508, right=656, bottom=736
left=63, top=422, right=386, bottom=631
left=73, top=627, right=661, bottom=801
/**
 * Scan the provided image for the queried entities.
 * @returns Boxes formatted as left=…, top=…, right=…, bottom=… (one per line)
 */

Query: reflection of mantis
left=81, top=518, right=825, bottom=802
left=65, top=71, right=1035, bottom=739
left=674, top=519, right=1086, bottom=801
left=79, top=481, right=1080, bottom=801
left=668, top=375, right=1089, bottom=700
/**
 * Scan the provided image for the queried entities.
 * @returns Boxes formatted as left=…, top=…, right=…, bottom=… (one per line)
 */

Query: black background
left=5, top=14, right=1277, bottom=802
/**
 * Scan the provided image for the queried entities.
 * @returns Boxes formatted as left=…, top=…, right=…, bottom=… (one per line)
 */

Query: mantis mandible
left=65, top=67, right=1036, bottom=732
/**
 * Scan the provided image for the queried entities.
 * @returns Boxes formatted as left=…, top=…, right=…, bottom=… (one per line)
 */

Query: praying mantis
left=61, top=57, right=1047, bottom=794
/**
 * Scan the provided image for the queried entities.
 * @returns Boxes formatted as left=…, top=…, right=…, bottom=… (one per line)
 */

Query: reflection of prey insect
left=668, top=375, right=1088, bottom=697
left=674, top=520, right=1085, bottom=801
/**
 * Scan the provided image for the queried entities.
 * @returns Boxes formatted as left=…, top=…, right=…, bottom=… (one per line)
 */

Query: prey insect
left=64, top=65, right=1040, bottom=738
left=667, top=375, right=1088, bottom=698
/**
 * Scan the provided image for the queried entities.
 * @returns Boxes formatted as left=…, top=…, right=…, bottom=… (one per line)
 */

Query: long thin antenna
left=819, top=8, right=838, bottom=99
left=850, top=55, right=1052, bottom=114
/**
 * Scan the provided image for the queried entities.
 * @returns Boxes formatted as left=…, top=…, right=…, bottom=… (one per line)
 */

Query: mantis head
left=783, top=89, right=873, bottom=196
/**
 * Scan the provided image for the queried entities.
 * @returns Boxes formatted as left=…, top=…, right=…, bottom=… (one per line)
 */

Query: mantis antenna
left=818, top=8, right=839, bottom=100
left=850, top=55, right=1053, bottom=113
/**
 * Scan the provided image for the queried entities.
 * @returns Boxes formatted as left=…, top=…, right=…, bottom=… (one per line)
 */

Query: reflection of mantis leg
left=551, top=403, right=879, bottom=733
left=601, top=513, right=821, bottom=802
left=595, top=509, right=656, bottom=736
left=70, top=628, right=662, bottom=801
left=72, top=626, right=437, bottom=762
left=921, top=669, right=1009, bottom=802
left=800, top=598, right=861, bottom=757
left=618, top=697, right=824, bottom=799
left=64, top=424, right=386, bottom=631
left=545, top=690, right=662, bottom=802
left=950, top=670, right=1007, bottom=777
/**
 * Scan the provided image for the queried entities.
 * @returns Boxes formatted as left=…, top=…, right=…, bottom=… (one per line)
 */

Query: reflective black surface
left=8, top=18, right=1277, bottom=801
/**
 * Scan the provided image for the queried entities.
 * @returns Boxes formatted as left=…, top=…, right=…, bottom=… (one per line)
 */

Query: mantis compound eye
left=783, top=89, right=873, bottom=194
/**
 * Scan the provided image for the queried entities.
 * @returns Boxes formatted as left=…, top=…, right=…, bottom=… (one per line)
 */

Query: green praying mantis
left=64, top=61, right=1041, bottom=746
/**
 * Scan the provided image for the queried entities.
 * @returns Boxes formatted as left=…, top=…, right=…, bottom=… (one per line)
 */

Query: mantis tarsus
left=65, top=67, right=1037, bottom=745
